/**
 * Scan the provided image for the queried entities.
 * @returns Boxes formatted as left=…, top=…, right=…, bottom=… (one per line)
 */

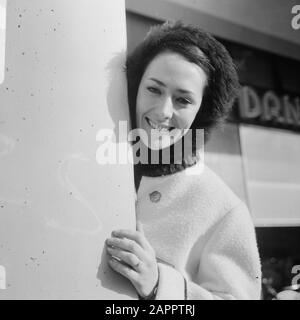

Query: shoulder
left=179, top=163, right=245, bottom=215
left=197, top=167, right=256, bottom=242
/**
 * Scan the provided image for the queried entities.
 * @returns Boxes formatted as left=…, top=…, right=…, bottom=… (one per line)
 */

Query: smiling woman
left=0, top=0, right=6, bottom=84
left=136, top=51, right=207, bottom=150
left=105, top=21, right=262, bottom=300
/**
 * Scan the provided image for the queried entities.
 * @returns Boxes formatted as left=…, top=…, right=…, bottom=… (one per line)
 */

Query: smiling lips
left=146, top=117, right=175, bottom=132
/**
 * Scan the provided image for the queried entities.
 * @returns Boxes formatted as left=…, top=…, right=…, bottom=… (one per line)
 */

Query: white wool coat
left=135, top=163, right=262, bottom=300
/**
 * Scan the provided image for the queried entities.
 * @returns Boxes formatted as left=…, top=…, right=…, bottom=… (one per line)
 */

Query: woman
left=105, top=21, right=261, bottom=300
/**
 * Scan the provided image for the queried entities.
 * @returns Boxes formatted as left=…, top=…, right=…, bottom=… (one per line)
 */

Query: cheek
left=136, top=92, right=153, bottom=116
left=177, top=109, right=199, bottom=128
left=136, top=92, right=144, bottom=120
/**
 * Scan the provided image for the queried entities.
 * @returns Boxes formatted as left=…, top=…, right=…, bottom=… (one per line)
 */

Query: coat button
left=149, top=191, right=161, bottom=203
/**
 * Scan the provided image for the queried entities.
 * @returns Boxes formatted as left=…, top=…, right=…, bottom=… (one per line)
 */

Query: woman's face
left=136, top=51, right=207, bottom=150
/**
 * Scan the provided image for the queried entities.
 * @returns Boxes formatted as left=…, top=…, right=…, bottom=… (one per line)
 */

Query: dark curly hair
left=126, top=20, right=240, bottom=139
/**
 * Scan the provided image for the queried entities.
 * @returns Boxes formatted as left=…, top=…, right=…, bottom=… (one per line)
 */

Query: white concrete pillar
left=0, top=0, right=136, bottom=299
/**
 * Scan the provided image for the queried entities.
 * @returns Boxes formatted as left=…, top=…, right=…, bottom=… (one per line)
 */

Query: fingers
left=108, top=256, right=139, bottom=282
left=106, top=245, right=141, bottom=271
left=106, top=236, right=146, bottom=260
left=106, top=225, right=159, bottom=297
left=111, top=227, right=152, bottom=252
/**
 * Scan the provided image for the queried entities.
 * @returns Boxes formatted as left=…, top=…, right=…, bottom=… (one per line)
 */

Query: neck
left=133, top=132, right=202, bottom=191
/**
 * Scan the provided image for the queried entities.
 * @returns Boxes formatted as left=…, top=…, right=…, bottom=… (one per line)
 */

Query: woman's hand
left=105, top=221, right=159, bottom=298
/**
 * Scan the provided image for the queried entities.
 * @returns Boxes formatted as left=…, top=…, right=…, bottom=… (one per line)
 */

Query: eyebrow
left=148, top=77, right=195, bottom=96
left=148, top=78, right=166, bottom=87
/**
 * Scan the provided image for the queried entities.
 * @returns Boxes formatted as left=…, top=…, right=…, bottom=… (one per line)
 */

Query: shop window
left=256, top=227, right=300, bottom=300
left=0, top=0, right=6, bottom=84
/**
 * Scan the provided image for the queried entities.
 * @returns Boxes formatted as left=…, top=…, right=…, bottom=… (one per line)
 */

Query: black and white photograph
left=0, top=0, right=300, bottom=304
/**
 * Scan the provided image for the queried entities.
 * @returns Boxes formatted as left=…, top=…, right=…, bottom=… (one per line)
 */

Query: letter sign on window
left=292, top=5, right=300, bottom=30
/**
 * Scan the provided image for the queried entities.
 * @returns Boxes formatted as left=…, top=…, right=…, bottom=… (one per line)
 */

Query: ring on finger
left=134, top=259, right=141, bottom=270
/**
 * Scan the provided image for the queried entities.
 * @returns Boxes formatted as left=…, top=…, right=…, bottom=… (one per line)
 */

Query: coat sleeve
left=154, top=202, right=262, bottom=300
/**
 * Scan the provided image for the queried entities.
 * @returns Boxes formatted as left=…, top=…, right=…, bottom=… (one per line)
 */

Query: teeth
left=147, top=118, right=171, bottom=132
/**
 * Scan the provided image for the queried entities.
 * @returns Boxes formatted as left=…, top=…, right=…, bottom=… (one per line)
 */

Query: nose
left=155, top=96, right=173, bottom=121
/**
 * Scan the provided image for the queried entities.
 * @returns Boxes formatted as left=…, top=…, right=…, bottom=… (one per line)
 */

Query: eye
left=147, top=86, right=161, bottom=94
left=176, top=97, right=192, bottom=105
